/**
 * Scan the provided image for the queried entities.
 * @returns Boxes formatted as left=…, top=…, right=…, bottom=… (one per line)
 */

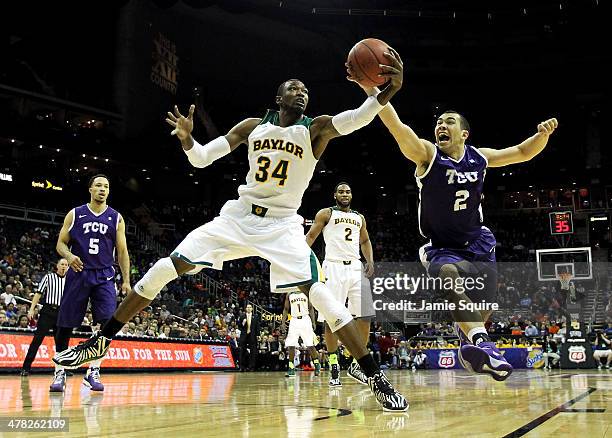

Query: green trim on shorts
left=277, top=278, right=313, bottom=289
left=171, top=252, right=213, bottom=267
left=277, top=251, right=320, bottom=289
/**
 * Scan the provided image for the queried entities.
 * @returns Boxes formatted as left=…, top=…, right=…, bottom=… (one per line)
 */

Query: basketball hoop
left=558, top=272, right=573, bottom=290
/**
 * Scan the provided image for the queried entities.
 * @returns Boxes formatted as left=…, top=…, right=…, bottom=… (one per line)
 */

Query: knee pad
left=308, top=282, right=352, bottom=333
left=134, top=257, right=178, bottom=300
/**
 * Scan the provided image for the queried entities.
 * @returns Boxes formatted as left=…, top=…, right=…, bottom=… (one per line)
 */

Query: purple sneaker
left=460, top=342, right=513, bottom=381
left=82, top=367, right=104, bottom=391
left=454, top=323, right=474, bottom=372
left=49, top=369, right=66, bottom=392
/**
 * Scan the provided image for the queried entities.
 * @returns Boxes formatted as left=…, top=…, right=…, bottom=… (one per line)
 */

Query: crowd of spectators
left=2, top=201, right=611, bottom=372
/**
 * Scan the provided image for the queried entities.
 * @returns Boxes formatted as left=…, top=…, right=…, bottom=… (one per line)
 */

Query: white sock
left=467, top=326, right=488, bottom=345
left=134, top=257, right=178, bottom=300
left=308, top=282, right=352, bottom=332
left=89, top=359, right=102, bottom=369
left=54, top=364, right=64, bottom=373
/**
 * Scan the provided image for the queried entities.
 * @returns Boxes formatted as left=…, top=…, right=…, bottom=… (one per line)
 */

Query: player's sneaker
left=347, top=361, right=368, bottom=385
left=49, top=369, right=66, bottom=393
left=314, top=362, right=321, bottom=376
left=83, top=367, right=104, bottom=391
left=53, top=331, right=111, bottom=369
left=454, top=323, right=474, bottom=372
left=367, top=372, right=408, bottom=412
left=329, top=363, right=342, bottom=387
left=286, top=367, right=296, bottom=377
left=460, top=342, right=513, bottom=381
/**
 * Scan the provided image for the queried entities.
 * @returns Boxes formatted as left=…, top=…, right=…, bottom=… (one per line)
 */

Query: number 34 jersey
left=238, top=110, right=318, bottom=218
left=416, top=144, right=488, bottom=249
left=68, top=204, right=119, bottom=269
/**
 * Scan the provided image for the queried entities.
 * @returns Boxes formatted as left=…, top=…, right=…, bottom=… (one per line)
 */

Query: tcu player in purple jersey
left=51, top=174, right=131, bottom=392
left=351, top=64, right=557, bottom=380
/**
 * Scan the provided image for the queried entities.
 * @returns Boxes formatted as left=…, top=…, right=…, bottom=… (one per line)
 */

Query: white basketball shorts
left=318, top=259, right=375, bottom=321
left=171, top=199, right=325, bottom=293
left=285, top=315, right=316, bottom=347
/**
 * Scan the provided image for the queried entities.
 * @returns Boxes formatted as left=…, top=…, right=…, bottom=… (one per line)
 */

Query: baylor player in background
left=306, top=182, right=375, bottom=387
left=281, top=291, right=321, bottom=377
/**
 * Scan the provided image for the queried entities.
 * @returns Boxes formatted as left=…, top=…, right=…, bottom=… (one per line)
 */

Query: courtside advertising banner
left=0, top=333, right=235, bottom=369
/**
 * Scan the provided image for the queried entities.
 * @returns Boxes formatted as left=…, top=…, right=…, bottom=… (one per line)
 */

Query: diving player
left=350, top=56, right=557, bottom=380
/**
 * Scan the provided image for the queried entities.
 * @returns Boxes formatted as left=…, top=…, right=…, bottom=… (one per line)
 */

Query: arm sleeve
left=184, top=136, right=232, bottom=168
left=331, top=93, right=384, bottom=136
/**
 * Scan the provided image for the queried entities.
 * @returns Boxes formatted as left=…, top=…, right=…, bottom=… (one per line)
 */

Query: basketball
left=347, top=38, right=392, bottom=87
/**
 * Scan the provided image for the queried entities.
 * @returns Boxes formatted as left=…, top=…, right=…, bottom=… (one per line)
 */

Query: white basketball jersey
left=289, top=292, right=309, bottom=317
left=238, top=110, right=318, bottom=217
left=323, top=207, right=362, bottom=262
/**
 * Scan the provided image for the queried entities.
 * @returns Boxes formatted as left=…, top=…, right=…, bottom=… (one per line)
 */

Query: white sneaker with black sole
left=367, top=372, right=408, bottom=412
left=347, top=361, right=368, bottom=385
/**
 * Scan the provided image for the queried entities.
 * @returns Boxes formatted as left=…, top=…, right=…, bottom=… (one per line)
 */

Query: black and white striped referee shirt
left=37, top=272, right=66, bottom=306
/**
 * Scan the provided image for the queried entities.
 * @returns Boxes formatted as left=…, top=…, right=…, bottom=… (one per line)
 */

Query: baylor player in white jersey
left=281, top=291, right=321, bottom=377
left=54, top=51, right=409, bottom=411
left=306, top=182, right=375, bottom=387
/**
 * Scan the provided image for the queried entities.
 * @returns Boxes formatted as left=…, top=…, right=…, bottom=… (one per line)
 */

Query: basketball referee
left=21, top=258, right=68, bottom=376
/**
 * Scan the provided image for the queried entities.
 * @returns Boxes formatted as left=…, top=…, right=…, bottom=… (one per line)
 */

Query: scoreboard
left=549, top=211, right=574, bottom=235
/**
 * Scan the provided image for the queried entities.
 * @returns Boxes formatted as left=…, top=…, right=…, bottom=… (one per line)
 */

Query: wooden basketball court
left=1, top=369, right=611, bottom=437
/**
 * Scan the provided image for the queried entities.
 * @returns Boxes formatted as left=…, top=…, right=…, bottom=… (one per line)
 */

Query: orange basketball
left=346, top=38, right=392, bottom=87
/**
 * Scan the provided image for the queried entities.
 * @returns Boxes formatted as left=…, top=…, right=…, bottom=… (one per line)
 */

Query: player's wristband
left=184, top=136, right=231, bottom=168
left=331, top=93, right=383, bottom=136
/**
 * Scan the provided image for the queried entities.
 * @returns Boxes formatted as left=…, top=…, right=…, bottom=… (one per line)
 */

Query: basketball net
left=558, top=272, right=573, bottom=291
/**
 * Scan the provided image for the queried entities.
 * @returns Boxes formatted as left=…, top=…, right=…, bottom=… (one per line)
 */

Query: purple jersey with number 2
left=416, top=144, right=488, bottom=248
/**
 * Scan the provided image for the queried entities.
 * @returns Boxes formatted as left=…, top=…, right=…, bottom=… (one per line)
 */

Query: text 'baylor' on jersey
left=238, top=110, right=318, bottom=217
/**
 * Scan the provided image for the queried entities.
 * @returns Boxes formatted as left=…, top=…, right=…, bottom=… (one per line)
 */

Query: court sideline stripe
left=502, top=387, right=597, bottom=437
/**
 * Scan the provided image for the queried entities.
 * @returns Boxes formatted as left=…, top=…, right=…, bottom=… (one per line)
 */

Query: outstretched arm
left=305, top=208, right=332, bottom=247
left=165, top=104, right=260, bottom=168
left=356, top=84, right=435, bottom=167
left=478, top=118, right=558, bottom=168
left=309, top=49, right=404, bottom=159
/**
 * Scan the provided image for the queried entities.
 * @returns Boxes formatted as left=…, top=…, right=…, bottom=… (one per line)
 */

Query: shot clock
left=549, top=211, right=574, bottom=235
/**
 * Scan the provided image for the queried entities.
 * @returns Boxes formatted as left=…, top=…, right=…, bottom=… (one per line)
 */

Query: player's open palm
left=166, top=104, right=195, bottom=141
left=537, top=118, right=558, bottom=136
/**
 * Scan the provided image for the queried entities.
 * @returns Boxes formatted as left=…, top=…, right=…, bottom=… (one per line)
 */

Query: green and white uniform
left=285, top=292, right=316, bottom=347
left=172, top=110, right=325, bottom=293
left=319, top=207, right=375, bottom=320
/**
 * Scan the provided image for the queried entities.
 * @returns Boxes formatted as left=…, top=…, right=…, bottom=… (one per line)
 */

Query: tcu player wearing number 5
left=55, top=59, right=409, bottom=412
left=353, top=74, right=557, bottom=381
left=52, top=174, right=131, bottom=392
